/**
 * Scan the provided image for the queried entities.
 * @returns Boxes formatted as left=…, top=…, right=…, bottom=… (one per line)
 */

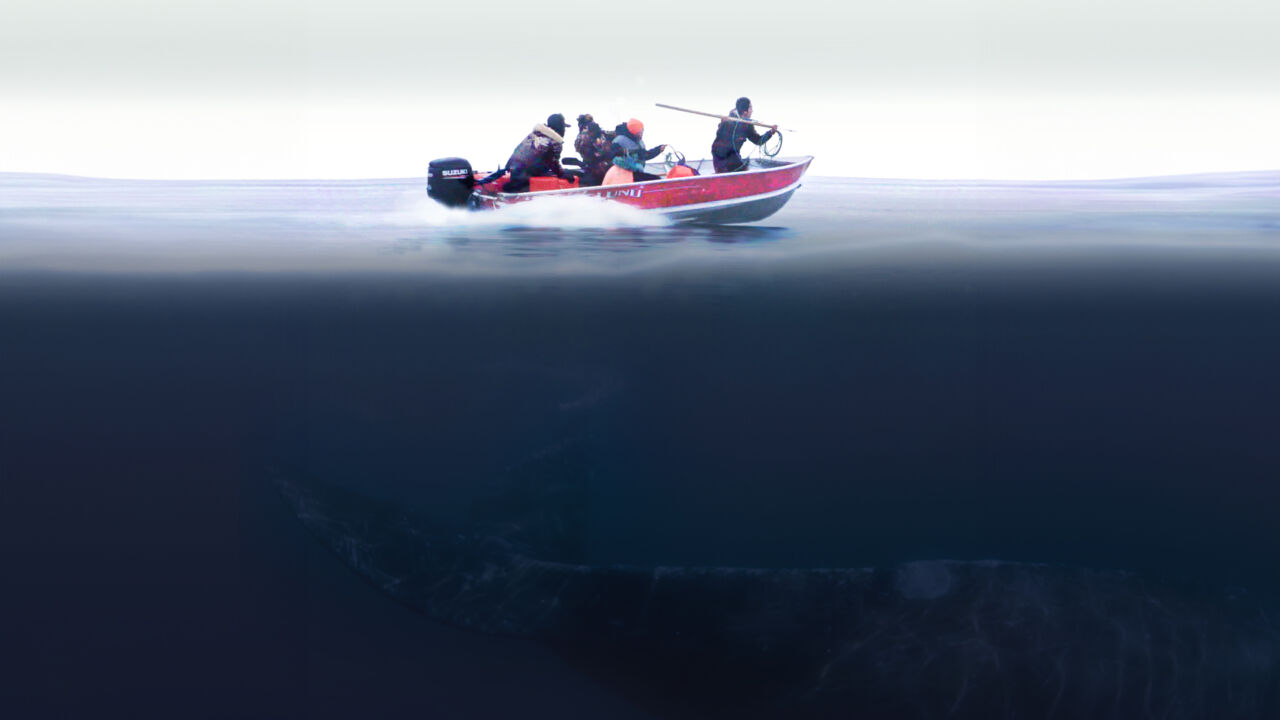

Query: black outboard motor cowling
left=427, top=157, right=475, bottom=207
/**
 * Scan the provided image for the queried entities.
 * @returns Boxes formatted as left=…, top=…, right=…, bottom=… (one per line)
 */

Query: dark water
left=2, top=172, right=1278, bottom=717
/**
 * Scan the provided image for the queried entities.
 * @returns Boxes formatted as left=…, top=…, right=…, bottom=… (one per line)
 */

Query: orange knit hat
left=627, top=118, right=644, bottom=136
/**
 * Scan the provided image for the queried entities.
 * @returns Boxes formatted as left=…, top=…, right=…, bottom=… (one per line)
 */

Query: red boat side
left=471, top=156, right=813, bottom=224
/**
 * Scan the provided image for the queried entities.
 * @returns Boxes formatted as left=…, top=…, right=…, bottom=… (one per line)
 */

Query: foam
left=378, top=192, right=670, bottom=230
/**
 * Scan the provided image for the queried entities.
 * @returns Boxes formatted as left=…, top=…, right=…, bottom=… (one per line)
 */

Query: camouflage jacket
left=574, top=122, right=616, bottom=176
left=506, top=124, right=565, bottom=177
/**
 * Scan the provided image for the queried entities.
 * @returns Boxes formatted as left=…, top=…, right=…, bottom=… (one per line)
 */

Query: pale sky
left=1, top=0, right=1277, bottom=179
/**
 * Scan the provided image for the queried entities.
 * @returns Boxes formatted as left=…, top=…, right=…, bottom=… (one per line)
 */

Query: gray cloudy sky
left=2, top=0, right=1277, bottom=178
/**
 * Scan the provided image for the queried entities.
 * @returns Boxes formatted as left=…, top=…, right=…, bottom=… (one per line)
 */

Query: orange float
left=602, top=166, right=634, bottom=186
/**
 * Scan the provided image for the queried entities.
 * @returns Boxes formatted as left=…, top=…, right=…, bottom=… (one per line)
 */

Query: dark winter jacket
left=711, top=109, right=775, bottom=167
left=505, top=124, right=566, bottom=178
left=609, top=124, right=665, bottom=172
left=574, top=121, right=616, bottom=181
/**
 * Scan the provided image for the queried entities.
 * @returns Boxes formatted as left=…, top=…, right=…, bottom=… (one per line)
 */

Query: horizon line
left=4, top=168, right=1280, bottom=185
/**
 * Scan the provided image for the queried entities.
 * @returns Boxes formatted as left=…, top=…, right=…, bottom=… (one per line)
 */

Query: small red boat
left=428, top=156, right=813, bottom=224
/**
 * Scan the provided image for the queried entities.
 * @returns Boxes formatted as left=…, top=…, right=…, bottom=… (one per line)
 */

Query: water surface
left=2, top=171, right=1278, bottom=717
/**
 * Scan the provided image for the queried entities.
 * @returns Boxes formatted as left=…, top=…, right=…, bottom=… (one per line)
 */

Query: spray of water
left=380, top=192, right=671, bottom=230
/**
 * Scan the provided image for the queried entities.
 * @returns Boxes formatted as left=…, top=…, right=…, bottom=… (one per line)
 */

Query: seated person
left=711, top=97, right=777, bottom=173
left=503, top=113, right=572, bottom=193
left=573, top=114, right=616, bottom=187
left=602, top=119, right=667, bottom=185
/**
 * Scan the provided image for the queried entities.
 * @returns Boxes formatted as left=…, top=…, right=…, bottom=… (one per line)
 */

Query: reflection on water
left=396, top=224, right=795, bottom=259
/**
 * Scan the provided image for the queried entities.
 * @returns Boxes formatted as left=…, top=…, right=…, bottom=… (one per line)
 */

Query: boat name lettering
left=603, top=188, right=643, bottom=199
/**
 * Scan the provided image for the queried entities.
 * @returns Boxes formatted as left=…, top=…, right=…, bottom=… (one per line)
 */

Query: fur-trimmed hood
left=505, top=123, right=566, bottom=177
left=533, top=123, right=564, bottom=144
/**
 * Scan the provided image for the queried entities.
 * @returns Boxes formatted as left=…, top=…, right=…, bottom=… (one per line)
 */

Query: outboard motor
left=427, top=157, right=475, bottom=208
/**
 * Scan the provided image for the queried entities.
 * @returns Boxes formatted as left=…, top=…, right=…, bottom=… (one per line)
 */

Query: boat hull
left=470, top=156, right=812, bottom=224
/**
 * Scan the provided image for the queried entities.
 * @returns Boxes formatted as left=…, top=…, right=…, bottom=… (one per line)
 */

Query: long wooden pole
left=655, top=103, right=794, bottom=132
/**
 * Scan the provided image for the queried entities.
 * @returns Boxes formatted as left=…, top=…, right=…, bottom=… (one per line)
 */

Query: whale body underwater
left=278, top=456, right=1279, bottom=719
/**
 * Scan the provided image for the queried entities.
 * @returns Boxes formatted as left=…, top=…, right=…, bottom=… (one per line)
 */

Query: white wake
left=374, top=192, right=671, bottom=229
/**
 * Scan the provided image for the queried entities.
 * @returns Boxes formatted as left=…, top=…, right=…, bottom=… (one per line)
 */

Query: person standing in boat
left=602, top=119, right=667, bottom=185
left=711, top=97, right=777, bottom=173
left=573, top=114, right=616, bottom=187
left=503, top=113, right=571, bottom=193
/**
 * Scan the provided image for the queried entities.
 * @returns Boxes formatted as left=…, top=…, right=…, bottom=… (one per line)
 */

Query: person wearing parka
left=504, top=113, right=570, bottom=193
left=608, top=119, right=667, bottom=182
left=573, top=114, right=616, bottom=187
left=711, top=97, right=777, bottom=173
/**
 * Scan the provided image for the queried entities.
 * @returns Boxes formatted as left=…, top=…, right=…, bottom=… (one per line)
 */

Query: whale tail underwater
left=275, top=441, right=1279, bottom=719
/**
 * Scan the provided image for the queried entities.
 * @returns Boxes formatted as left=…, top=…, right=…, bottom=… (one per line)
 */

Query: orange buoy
left=666, top=164, right=695, bottom=179
left=602, top=166, right=634, bottom=186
